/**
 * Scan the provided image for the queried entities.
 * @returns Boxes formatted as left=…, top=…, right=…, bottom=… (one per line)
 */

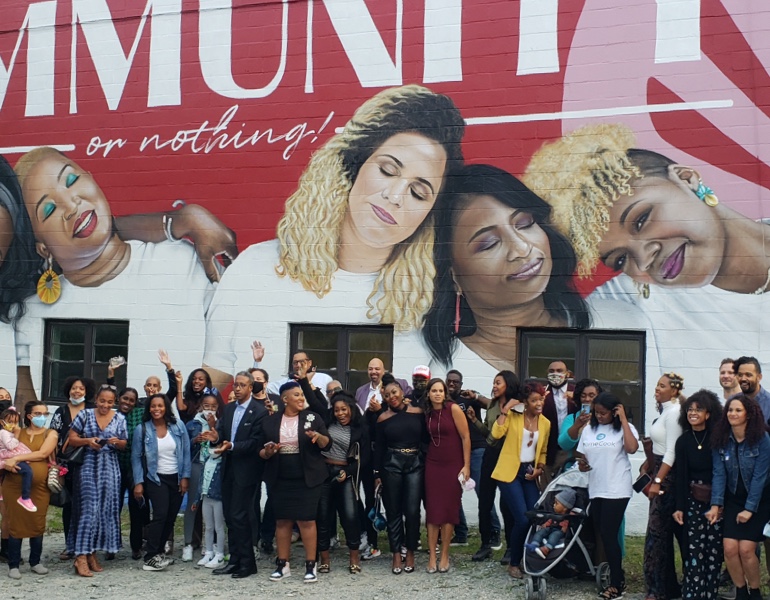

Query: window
left=43, top=320, right=129, bottom=402
left=290, top=325, right=394, bottom=391
left=518, top=329, right=646, bottom=430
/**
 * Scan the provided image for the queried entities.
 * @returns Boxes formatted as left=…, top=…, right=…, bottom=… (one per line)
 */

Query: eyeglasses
left=292, top=359, right=309, bottom=366
left=328, top=387, right=342, bottom=395
left=100, top=384, right=117, bottom=391
left=527, top=429, right=534, bottom=448
left=687, top=407, right=706, bottom=414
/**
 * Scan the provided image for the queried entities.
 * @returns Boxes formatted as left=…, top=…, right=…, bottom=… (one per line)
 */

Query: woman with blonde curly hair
left=523, top=123, right=770, bottom=294
left=204, top=85, right=465, bottom=388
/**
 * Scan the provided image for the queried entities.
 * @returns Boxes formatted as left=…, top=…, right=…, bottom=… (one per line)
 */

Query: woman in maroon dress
left=424, top=378, right=471, bottom=573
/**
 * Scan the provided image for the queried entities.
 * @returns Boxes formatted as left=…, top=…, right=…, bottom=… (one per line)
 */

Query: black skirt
left=270, top=454, right=322, bottom=521
left=722, top=473, right=770, bottom=542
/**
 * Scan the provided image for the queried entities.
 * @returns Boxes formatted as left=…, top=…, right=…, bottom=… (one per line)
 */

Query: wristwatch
left=654, top=477, right=662, bottom=484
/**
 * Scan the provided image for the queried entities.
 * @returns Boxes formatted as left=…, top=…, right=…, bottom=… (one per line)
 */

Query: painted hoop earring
left=37, top=256, right=62, bottom=304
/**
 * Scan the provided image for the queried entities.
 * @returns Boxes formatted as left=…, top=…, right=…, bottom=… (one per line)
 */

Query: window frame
left=42, top=319, right=129, bottom=403
left=518, top=328, right=647, bottom=428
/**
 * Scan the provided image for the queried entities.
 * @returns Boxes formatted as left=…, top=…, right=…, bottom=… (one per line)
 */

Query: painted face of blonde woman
left=451, top=194, right=553, bottom=311
left=22, top=153, right=113, bottom=272
left=345, top=132, right=446, bottom=251
left=598, top=172, right=724, bottom=288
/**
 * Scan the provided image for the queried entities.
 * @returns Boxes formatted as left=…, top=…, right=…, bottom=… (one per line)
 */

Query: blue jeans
left=456, top=448, right=502, bottom=540
left=7, top=535, right=42, bottom=569
left=531, top=526, right=564, bottom=549
left=499, top=463, right=540, bottom=566
left=16, top=461, right=32, bottom=500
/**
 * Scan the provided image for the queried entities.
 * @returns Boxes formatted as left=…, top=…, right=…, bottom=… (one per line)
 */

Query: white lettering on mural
left=0, top=1, right=56, bottom=117
left=69, top=0, right=182, bottom=113
left=199, top=0, right=288, bottom=100
left=517, top=0, right=559, bottom=75
left=137, top=105, right=334, bottom=160
left=423, top=0, right=462, bottom=83
left=0, top=0, right=705, bottom=116
left=655, top=0, right=701, bottom=63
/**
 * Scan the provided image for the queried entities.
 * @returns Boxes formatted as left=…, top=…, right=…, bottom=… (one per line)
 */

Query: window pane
left=309, top=351, right=338, bottom=373
left=525, top=336, right=577, bottom=379
left=50, top=324, right=85, bottom=362
left=345, top=370, right=370, bottom=392
left=348, top=330, right=392, bottom=353
left=588, top=338, right=641, bottom=382
left=297, top=329, right=338, bottom=352
left=48, top=361, right=85, bottom=400
left=600, top=381, right=643, bottom=429
left=93, top=323, right=130, bottom=363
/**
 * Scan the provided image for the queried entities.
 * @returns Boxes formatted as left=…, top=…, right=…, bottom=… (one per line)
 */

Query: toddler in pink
left=0, top=409, right=37, bottom=512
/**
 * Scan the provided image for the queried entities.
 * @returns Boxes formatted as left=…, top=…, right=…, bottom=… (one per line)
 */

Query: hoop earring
left=37, top=256, right=62, bottom=304
left=454, top=292, right=462, bottom=334
left=695, top=179, right=719, bottom=207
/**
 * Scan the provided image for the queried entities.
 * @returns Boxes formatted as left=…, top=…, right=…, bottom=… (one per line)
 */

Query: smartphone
left=525, top=464, right=534, bottom=476
left=633, top=473, right=652, bottom=493
left=580, top=403, right=591, bottom=416
left=97, top=438, right=109, bottom=446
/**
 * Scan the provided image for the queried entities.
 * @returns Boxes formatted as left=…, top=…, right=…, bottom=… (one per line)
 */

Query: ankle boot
left=736, top=585, right=749, bottom=600
left=73, top=555, right=93, bottom=577
left=86, top=553, right=103, bottom=572
left=748, top=588, right=762, bottom=600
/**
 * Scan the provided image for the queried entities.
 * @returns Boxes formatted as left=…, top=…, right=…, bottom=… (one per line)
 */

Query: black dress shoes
left=232, top=565, right=258, bottom=579
left=213, top=563, right=239, bottom=575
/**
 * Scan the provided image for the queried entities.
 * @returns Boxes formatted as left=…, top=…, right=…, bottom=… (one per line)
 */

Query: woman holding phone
left=66, top=385, right=128, bottom=577
left=576, top=392, right=639, bottom=600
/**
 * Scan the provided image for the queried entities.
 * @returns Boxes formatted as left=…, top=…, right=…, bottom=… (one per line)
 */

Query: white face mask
left=69, top=396, right=86, bottom=406
left=201, top=410, right=216, bottom=419
left=547, top=373, right=567, bottom=388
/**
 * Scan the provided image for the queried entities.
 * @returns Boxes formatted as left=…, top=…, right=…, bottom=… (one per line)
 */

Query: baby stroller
left=521, top=468, right=610, bottom=600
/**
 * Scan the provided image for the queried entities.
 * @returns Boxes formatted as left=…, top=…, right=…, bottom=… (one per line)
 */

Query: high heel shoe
left=73, top=555, right=93, bottom=577
left=86, top=553, right=103, bottom=572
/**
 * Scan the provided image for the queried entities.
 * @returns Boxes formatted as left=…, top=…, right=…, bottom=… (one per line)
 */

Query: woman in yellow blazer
left=491, top=381, right=550, bottom=579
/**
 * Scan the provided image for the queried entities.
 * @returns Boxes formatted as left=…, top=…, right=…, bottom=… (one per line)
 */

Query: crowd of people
left=1, top=352, right=770, bottom=600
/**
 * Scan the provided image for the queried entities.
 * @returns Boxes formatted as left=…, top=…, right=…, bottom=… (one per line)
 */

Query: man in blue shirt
left=734, top=356, right=770, bottom=423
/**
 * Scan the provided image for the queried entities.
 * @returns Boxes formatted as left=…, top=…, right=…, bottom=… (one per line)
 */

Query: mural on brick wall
left=1, top=0, right=769, bottom=416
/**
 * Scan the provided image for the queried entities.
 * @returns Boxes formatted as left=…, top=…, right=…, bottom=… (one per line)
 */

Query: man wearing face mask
left=541, top=361, right=577, bottom=488
left=406, top=365, right=431, bottom=409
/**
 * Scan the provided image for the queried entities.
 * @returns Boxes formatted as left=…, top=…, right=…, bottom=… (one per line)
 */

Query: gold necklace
left=692, top=429, right=707, bottom=450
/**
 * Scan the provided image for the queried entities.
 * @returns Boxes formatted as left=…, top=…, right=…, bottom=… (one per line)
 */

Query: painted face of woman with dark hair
left=21, top=153, right=113, bottom=272
left=598, top=169, right=725, bottom=288
left=343, top=132, right=446, bottom=253
left=451, top=194, right=553, bottom=311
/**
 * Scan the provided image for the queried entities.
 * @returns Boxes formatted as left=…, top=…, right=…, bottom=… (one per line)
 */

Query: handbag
left=60, top=439, right=85, bottom=466
left=367, top=485, right=387, bottom=531
left=690, top=481, right=712, bottom=504
left=49, top=485, right=71, bottom=507
left=47, top=462, right=65, bottom=493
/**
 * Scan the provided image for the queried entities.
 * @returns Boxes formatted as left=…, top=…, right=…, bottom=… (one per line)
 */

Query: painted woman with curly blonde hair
left=204, top=85, right=465, bottom=389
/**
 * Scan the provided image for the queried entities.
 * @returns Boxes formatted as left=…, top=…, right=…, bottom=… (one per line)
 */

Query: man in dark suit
left=211, top=371, right=267, bottom=578
left=541, top=360, right=577, bottom=487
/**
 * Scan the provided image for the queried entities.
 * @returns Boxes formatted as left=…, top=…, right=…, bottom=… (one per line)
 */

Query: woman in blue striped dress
left=67, top=385, right=128, bottom=577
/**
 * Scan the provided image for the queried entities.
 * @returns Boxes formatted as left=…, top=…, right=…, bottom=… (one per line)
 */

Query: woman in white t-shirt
left=577, top=392, right=639, bottom=600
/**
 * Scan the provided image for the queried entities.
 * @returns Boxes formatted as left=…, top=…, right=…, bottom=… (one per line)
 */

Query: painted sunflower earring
left=37, top=257, right=61, bottom=304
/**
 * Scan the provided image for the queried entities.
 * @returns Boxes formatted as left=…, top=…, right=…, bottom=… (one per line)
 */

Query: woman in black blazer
left=260, top=381, right=330, bottom=584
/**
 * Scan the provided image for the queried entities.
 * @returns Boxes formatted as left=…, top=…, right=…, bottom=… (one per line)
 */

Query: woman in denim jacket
left=131, top=393, right=191, bottom=572
left=706, top=395, right=770, bottom=600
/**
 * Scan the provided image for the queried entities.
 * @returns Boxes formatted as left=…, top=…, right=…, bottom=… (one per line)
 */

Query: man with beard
left=541, top=360, right=577, bottom=487
left=355, top=358, right=410, bottom=413
left=718, top=358, right=741, bottom=405
left=734, top=356, right=770, bottom=423
left=406, top=365, right=431, bottom=409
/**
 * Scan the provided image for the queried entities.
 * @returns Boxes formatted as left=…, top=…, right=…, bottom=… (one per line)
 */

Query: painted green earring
left=696, top=180, right=719, bottom=207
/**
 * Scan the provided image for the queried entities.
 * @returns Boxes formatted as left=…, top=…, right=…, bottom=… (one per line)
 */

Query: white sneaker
left=205, top=554, right=225, bottom=569
left=269, top=560, right=291, bottom=581
left=143, top=555, right=166, bottom=571
left=30, top=564, right=49, bottom=575
left=358, top=534, right=369, bottom=552
left=8, top=568, right=21, bottom=579
left=182, top=545, right=193, bottom=562
left=197, top=551, right=213, bottom=566
left=329, top=537, right=340, bottom=550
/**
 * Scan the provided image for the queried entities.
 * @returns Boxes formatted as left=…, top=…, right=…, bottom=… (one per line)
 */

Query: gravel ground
left=2, top=533, right=654, bottom=599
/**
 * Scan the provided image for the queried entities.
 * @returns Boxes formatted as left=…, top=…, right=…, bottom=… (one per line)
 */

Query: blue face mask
left=31, top=415, right=47, bottom=428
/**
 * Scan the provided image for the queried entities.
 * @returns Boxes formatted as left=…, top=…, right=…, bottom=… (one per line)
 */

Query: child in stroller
left=525, top=488, right=576, bottom=558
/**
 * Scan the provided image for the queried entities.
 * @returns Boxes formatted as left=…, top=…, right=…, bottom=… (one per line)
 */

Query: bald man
left=354, top=358, right=410, bottom=412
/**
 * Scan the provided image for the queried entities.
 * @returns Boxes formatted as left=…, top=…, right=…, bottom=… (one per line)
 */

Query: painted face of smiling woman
left=20, top=150, right=113, bottom=273
left=451, top=193, right=553, bottom=311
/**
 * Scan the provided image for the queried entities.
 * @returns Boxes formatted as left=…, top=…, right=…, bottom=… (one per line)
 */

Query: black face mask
left=252, top=381, right=265, bottom=395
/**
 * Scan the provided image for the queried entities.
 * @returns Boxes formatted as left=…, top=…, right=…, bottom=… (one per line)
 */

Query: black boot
left=748, top=587, right=762, bottom=600
left=735, top=585, right=749, bottom=600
